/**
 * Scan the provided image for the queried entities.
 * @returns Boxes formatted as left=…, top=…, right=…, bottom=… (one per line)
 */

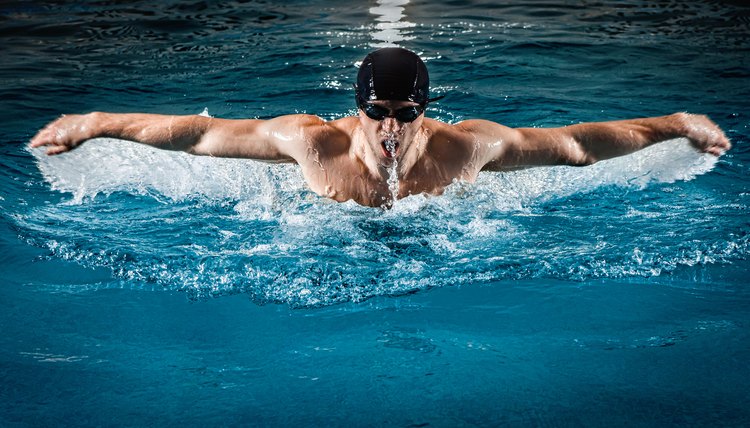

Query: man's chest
left=298, top=146, right=480, bottom=206
left=299, top=157, right=392, bottom=207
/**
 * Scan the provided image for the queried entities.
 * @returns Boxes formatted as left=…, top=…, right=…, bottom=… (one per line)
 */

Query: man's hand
left=30, top=113, right=99, bottom=155
left=677, top=112, right=732, bottom=156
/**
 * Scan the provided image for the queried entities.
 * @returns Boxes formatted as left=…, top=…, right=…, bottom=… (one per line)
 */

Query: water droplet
left=384, top=139, right=399, bottom=203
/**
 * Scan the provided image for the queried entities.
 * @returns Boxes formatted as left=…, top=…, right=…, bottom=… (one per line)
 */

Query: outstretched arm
left=29, top=112, right=324, bottom=162
left=471, top=113, right=731, bottom=171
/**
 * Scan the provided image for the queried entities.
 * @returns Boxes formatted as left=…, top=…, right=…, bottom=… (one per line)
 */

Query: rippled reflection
left=369, top=0, right=415, bottom=47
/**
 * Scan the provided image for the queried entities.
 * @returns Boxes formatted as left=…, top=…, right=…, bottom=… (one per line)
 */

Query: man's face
left=358, top=99, right=424, bottom=163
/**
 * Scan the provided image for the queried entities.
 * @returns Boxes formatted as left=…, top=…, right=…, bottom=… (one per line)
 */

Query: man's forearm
left=567, top=112, right=729, bottom=162
left=30, top=112, right=213, bottom=155
left=566, top=113, right=684, bottom=162
left=93, top=112, right=211, bottom=151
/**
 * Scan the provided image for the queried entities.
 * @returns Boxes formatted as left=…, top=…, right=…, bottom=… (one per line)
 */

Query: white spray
left=384, top=139, right=399, bottom=203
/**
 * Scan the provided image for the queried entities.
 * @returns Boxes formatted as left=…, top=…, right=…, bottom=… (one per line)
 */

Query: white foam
left=31, top=138, right=307, bottom=204
left=462, top=137, right=717, bottom=207
left=31, top=137, right=715, bottom=210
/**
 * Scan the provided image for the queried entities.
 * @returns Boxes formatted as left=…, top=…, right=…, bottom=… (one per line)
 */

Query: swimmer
left=30, top=47, right=731, bottom=208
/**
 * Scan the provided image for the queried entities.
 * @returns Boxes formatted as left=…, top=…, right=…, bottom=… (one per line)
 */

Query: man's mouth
left=381, top=139, right=400, bottom=158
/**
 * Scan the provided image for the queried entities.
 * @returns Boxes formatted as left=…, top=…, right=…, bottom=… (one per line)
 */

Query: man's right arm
left=29, top=112, right=323, bottom=162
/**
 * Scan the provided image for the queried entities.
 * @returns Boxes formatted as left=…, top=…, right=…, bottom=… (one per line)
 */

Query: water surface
left=1, top=0, right=749, bottom=425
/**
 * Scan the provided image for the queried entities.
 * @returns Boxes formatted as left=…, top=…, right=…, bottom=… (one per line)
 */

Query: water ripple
left=5, top=137, right=745, bottom=307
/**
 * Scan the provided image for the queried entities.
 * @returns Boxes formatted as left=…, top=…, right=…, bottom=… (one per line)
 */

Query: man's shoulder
left=422, top=118, right=475, bottom=145
left=425, top=117, right=519, bottom=148
left=422, top=117, right=499, bottom=135
left=418, top=118, right=477, bottom=162
left=274, top=114, right=353, bottom=130
left=421, top=117, right=519, bottom=164
left=299, top=116, right=356, bottom=156
left=293, top=115, right=356, bottom=135
left=326, top=116, right=360, bottom=133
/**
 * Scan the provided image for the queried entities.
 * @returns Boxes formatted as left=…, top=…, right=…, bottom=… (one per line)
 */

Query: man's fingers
left=30, top=123, right=64, bottom=148
left=30, top=119, right=81, bottom=155
left=46, top=145, right=69, bottom=156
left=705, top=146, right=724, bottom=157
left=30, top=136, right=52, bottom=148
left=29, top=128, right=53, bottom=148
left=708, top=134, right=731, bottom=156
left=682, top=113, right=732, bottom=157
left=30, top=115, right=71, bottom=148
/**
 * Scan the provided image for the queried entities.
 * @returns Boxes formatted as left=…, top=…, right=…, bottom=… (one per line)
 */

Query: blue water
left=2, top=0, right=749, bottom=425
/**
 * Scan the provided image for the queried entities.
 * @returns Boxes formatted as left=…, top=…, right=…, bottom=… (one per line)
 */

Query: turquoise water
left=2, top=1, right=749, bottom=425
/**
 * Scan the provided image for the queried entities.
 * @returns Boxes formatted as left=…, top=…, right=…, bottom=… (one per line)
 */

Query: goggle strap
left=427, top=95, right=445, bottom=104
left=354, top=87, right=446, bottom=107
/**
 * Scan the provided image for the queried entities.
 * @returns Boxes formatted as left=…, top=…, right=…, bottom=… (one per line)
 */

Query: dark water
left=2, top=1, right=749, bottom=426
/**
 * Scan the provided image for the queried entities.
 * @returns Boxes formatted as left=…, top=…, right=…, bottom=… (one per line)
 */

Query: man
left=30, top=47, right=730, bottom=208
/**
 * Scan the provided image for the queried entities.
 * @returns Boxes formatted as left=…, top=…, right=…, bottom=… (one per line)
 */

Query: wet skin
left=30, top=106, right=731, bottom=207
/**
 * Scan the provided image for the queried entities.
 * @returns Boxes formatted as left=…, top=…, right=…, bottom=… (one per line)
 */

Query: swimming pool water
left=2, top=1, right=749, bottom=426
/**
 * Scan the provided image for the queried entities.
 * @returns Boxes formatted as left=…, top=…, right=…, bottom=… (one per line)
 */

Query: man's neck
left=350, top=128, right=383, bottom=180
left=351, top=124, right=429, bottom=183
left=398, top=126, right=428, bottom=178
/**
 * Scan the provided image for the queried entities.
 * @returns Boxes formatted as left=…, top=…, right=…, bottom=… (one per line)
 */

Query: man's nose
left=381, top=117, right=403, bottom=133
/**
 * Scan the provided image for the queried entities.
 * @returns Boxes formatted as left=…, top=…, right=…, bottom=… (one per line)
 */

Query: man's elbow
left=568, top=154, right=597, bottom=167
left=563, top=143, right=597, bottom=167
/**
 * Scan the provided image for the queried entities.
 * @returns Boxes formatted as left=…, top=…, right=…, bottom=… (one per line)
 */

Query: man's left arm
left=475, top=113, right=731, bottom=171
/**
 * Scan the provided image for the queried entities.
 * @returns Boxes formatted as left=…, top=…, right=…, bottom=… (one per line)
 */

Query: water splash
left=31, top=137, right=308, bottom=204
left=385, top=139, right=400, bottom=203
left=30, top=137, right=715, bottom=205
left=23, top=137, right=745, bottom=307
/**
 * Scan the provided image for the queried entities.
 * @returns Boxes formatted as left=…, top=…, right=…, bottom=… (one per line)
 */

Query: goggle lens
left=362, top=103, right=423, bottom=123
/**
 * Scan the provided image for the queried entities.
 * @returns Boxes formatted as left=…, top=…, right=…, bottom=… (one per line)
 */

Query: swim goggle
left=357, top=95, right=444, bottom=123
left=359, top=102, right=424, bottom=122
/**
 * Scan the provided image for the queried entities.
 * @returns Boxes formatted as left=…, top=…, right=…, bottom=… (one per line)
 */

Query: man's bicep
left=191, top=115, right=317, bottom=162
left=480, top=124, right=589, bottom=170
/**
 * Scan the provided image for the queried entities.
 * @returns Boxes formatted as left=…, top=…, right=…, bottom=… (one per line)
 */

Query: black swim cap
left=356, top=47, right=434, bottom=105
